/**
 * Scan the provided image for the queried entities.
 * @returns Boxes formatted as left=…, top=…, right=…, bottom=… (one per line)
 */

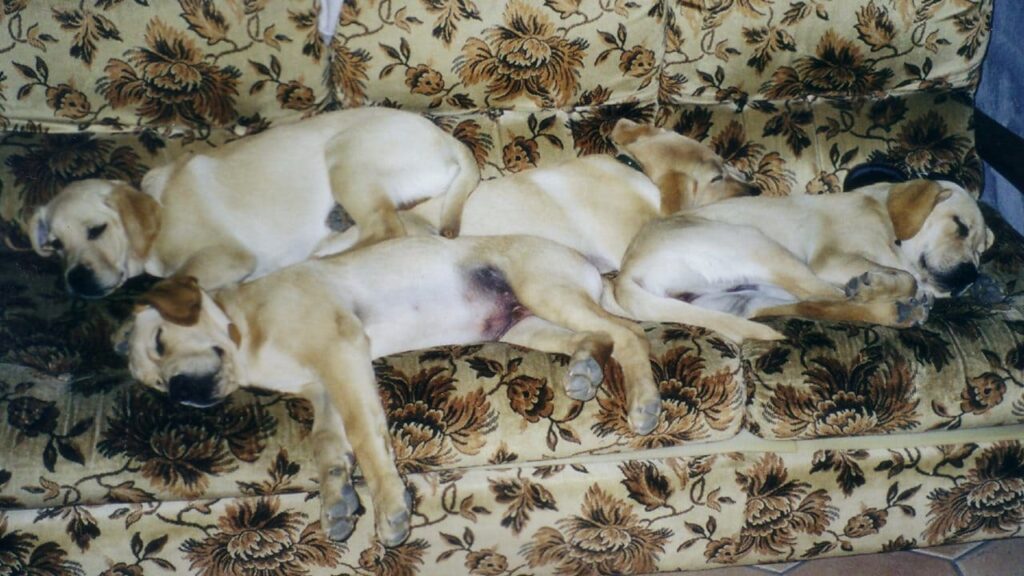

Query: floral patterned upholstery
left=3, top=1, right=1023, bottom=575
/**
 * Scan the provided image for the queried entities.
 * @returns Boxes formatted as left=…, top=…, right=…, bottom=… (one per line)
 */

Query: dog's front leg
left=311, top=319, right=411, bottom=548
left=302, top=384, right=363, bottom=542
left=177, top=245, right=257, bottom=290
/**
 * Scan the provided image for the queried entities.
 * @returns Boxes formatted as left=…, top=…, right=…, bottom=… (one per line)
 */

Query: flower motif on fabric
left=455, top=0, right=588, bottom=107
left=523, top=485, right=671, bottom=575
left=99, top=18, right=241, bottom=128
left=182, top=497, right=343, bottom=576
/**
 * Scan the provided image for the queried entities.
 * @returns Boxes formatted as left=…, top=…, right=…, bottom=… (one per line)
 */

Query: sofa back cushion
left=0, top=1, right=995, bottom=234
left=0, top=0, right=328, bottom=135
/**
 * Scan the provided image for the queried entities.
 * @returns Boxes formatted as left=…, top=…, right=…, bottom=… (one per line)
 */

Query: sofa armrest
left=975, top=107, right=1024, bottom=193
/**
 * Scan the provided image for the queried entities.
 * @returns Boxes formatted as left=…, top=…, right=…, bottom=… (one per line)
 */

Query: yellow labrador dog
left=319, top=119, right=756, bottom=273
left=123, top=235, right=661, bottom=546
left=610, top=179, right=994, bottom=342
left=28, top=108, right=479, bottom=298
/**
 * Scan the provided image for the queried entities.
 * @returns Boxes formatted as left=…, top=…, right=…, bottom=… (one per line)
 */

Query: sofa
left=2, top=1, right=1023, bottom=574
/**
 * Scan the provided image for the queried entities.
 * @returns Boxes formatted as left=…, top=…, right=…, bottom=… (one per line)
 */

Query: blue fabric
left=976, top=0, right=1024, bottom=232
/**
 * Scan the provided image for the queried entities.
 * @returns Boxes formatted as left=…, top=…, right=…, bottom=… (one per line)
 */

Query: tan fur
left=612, top=179, right=994, bottom=340
left=124, top=234, right=662, bottom=547
left=353, top=118, right=758, bottom=276
left=110, top=183, right=161, bottom=260
left=887, top=180, right=951, bottom=241
left=137, top=276, right=202, bottom=326
left=29, top=108, right=480, bottom=297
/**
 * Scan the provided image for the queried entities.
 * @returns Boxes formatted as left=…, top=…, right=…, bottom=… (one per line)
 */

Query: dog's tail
left=437, top=139, right=481, bottom=239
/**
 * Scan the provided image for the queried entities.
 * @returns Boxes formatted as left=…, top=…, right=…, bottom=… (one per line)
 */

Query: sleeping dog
left=29, top=108, right=479, bottom=297
left=318, top=119, right=757, bottom=273
left=610, top=179, right=994, bottom=342
left=123, top=235, right=662, bottom=546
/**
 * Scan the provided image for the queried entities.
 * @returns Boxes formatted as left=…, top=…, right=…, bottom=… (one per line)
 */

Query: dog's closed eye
left=155, top=328, right=165, bottom=356
left=710, top=174, right=724, bottom=183
left=953, top=216, right=969, bottom=239
left=87, top=223, right=108, bottom=240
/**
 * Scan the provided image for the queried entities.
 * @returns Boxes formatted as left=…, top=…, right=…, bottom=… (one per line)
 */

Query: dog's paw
left=377, top=489, right=413, bottom=548
left=629, top=394, right=662, bottom=436
left=565, top=351, right=604, bottom=402
left=321, top=480, right=364, bottom=542
left=894, top=293, right=932, bottom=327
left=845, top=269, right=916, bottom=302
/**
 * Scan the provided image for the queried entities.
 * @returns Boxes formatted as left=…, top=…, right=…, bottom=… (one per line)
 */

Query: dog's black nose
left=167, top=373, right=219, bottom=408
left=66, top=265, right=106, bottom=299
left=743, top=182, right=761, bottom=197
left=937, top=262, right=979, bottom=296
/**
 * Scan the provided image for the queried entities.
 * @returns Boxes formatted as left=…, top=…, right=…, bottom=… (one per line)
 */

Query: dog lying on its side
left=123, top=235, right=662, bottom=546
left=319, top=119, right=757, bottom=273
left=610, top=179, right=994, bottom=342
left=28, top=108, right=479, bottom=298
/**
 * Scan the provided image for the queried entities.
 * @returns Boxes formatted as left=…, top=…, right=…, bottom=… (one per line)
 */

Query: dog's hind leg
left=312, top=315, right=411, bottom=548
left=303, top=384, right=363, bottom=542
left=436, top=140, right=480, bottom=239
left=325, top=150, right=406, bottom=248
left=612, top=275, right=785, bottom=343
left=501, top=316, right=613, bottom=402
left=178, top=245, right=257, bottom=290
left=506, top=279, right=662, bottom=435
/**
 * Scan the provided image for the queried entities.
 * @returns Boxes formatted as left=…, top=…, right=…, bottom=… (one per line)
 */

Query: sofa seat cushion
left=743, top=205, right=1024, bottom=441
left=4, top=421, right=1023, bottom=575
left=0, top=250, right=745, bottom=511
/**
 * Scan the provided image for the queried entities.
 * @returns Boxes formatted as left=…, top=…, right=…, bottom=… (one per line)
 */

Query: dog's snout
left=167, top=373, right=220, bottom=408
left=938, top=262, right=979, bottom=296
left=66, top=265, right=106, bottom=299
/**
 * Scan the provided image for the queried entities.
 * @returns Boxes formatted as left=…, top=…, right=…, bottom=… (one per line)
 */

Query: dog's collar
left=615, top=153, right=644, bottom=173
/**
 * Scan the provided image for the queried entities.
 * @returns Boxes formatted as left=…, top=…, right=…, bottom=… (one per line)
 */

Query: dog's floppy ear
left=137, top=276, right=202, bottom=326
left=610, top=118, right=659, bottom=147
left=886, top=179, right=952, bottom=241
left=656, top=172, right=697, bottom=214
left=28, top=206, right=54, bottom=257
left=108, top=183, right=161, bottom=259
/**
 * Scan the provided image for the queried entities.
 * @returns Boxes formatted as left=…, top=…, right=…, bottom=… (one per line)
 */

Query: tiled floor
left=653, top=537, right=1023, bottom=575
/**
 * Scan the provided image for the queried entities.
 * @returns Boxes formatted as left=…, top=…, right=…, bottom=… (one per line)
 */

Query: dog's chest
left=245, top=347, right=314, bottom=394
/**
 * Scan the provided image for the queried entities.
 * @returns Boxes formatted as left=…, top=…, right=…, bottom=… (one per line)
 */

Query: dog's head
left=610, top=119, right=758, bottom=210
left=883, top=179, right=994, bottom=297
left=29, top=179, right=160, bottom=298
left=124, top=276, right=243, bottom=408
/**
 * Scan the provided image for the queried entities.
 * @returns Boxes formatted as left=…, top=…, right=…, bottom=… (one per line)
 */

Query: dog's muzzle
left=66, top=265, right=110, bottom=299
left=168, top=372, right=222, bottom=408
left=935, top=262, right=979, bottom=297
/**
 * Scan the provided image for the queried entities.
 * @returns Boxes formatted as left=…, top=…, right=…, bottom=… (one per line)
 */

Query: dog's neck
left=210, top=291, right=245, bottom=351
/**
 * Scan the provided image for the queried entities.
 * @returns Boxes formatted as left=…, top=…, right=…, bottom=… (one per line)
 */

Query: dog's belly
left=677, top=284, right=796, bottom=317
left=358, top=265, right=527, bottom=359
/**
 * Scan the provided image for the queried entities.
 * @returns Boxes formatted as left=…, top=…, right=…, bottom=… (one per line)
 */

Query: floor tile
left=957, top=539, right=1024, bottom=576
left=915, top=541, right=986, bottom=560
left=756, top=561, right=803, bottom=573
left=784, top=551, right=959, bottom=576
left=649, top=567, right=769, bottom=576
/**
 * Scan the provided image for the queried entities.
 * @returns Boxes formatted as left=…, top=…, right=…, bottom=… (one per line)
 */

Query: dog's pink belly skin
left=358, top=265, right=526, bottom=359
left=362, top=297, right=510, bottom=358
